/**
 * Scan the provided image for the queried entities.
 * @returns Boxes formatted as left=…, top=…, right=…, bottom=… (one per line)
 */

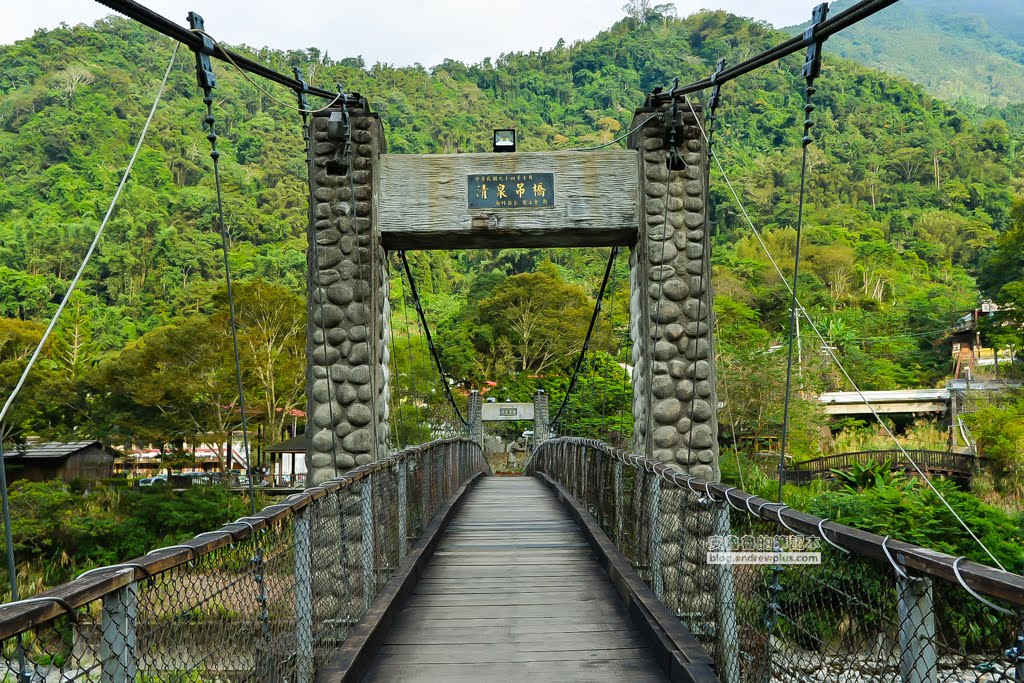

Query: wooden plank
left=535, top=472, right=720, bottom=683
left=391, top=603, right=629, bottom=619
left=413, top=583, right=612, bottom=595
left=385, top=626, right=646, bottom=645
left=362, top=660, right=667, bottom=682
left=313, top=472, right=484, bottom=683
left=377, top=151, right=639, bottom=250
left=373, top=644, right=655, bottom=664
left=357, top=477, right=677, bottom=682
left=387, top=616, right=638, bottom=631
left=420, top=566, right=609, bottom=579
left=402, top=589, right=618, bottom=607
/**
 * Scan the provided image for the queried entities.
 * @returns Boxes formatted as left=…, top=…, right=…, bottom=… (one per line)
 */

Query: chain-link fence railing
left=527, top=437, right=1024, bottom=683
left=0, top=437, right=487, bottom=682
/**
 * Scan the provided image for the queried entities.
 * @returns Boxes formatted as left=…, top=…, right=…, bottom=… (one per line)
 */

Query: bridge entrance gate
left=302, top=102, right=725, bottom=633
left=303, top=101, right=720, bottom=489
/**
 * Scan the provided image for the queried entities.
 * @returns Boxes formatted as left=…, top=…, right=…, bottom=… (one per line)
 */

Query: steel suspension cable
left=646, top=0, right=900, bottom=103
left=397, top=255, right=424, bottom=440
left=550, top=247, right=620, bottom=428
left=386, top=264, right=407, bottom=450
left=0, top=41, right=179, bottom=605
left=684, top=63, right=725, bottom=473
left=192, top=46, right=257, bottom=516
left=93, top=0, right=362, bottom=106
left=398, top=252, right=467, bottom=428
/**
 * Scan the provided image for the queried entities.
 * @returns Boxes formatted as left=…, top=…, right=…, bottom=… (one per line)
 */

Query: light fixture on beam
left=493, top=129, right=516, bottom=153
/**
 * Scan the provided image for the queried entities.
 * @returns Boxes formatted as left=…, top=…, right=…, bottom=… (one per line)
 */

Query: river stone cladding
left=306, top=111, right=390, bottom=486
left=629, top=106, right=720, bottom=483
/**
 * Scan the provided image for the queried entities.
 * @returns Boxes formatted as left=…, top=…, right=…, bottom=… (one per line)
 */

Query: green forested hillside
left=0, top=9, right=1022, bottom=456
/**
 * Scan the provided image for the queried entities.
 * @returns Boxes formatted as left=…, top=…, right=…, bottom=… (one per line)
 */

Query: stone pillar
left=306, top=108, right=390, bottom=486
left=628, top=104, right=719, bottom=483
left=629, top=103, right=722, bottom=650
left=467, top=390, right=483, bottom=449
left=533, top=390, right=550, bottom=443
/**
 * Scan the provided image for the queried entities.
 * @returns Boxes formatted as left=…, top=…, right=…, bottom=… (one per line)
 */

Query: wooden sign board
left=467, top=173, right=554, bottom=209
left=377, top=150, right=639, bottom=250
left=481, top=403, right=535, bottom=422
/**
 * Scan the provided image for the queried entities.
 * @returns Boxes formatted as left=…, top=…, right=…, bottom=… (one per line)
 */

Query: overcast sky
left=4, top=1, right=828, bottom=68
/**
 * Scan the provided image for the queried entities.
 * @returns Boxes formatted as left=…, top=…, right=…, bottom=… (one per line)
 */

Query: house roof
left=5, top=441, right=117, bottom=461
left=264, top=435, right=308, bottom=454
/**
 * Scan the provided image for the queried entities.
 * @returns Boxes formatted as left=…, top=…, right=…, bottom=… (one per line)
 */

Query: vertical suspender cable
left=187, top=14, right=273, bottom=660
left=778, top=3, right=828, bottom=503
left=550, top=247, right=619, bottom=429
left=187, top=15, right=257, bottom=513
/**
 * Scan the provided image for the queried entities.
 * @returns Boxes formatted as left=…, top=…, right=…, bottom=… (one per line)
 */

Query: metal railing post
left=712, top=501, right=740, bottom=683
left=294, top=507, right=314, bottom=683
left=398, top=460, right=408, bottom=563
left=650, top=474, right=663, bottom=599
left=898, top=575, right=936, bottom=683
left=100, top=581, right=138, bottom=683
left=422, top=451, right=431, bottom=522
left=361, top=478, right=374, bottom=611
left=448, top=441, right=455, bottom=494
left=614, top=460, right=624, bottom=548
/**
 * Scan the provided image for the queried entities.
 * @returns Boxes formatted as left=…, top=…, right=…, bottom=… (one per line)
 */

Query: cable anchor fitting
left=662, top=78, right=686, bottom=171
left=707, top=58, right=726, bottom=114
left=187, top=12, right=217, bottom=93
left=800, top=3, right=829, bottom=148
left=326, top=88, right=352, bottom=176
left=801, top=3, right=829, bottom=83
left=294, top=66, right=310, bottom=118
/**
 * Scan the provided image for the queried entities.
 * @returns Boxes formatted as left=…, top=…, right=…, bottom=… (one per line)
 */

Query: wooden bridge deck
left=361, top=477, right=668, bottom=682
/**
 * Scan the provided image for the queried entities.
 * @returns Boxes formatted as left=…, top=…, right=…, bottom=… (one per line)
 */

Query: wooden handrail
left=0, top=438, right=486, bottom=641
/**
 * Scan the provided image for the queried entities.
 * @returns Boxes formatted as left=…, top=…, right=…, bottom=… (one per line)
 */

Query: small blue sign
left=468, top=173, right=554, bottom=209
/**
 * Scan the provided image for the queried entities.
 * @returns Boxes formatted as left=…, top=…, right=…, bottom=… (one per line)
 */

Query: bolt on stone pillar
left=306, top=108, right=390, bottom=486
left=628, top=103, right=719, bottom=482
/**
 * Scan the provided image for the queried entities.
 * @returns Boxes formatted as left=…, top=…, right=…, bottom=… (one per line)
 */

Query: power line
left=568, top=115, right=658, bottom=151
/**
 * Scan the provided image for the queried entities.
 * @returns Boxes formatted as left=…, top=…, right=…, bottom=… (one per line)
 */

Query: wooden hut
left=3, top=441, right=117, bottom=483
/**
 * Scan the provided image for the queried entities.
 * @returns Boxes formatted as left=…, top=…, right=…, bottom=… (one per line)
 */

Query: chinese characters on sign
left=468, top=173, right=555, bottom=209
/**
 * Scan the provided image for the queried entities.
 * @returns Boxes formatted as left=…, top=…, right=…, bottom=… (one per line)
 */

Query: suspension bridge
left=0, top=0, right=1023, bottom=681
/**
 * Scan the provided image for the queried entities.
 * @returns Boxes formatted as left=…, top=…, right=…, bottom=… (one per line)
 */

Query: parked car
left=138, top=474, right=167, bottom=487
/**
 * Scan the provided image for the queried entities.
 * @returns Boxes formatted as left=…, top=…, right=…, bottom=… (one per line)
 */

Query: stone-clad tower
left=306, top=107, right=390, bottom=486
left=628, top=102, right=719, bottom=482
